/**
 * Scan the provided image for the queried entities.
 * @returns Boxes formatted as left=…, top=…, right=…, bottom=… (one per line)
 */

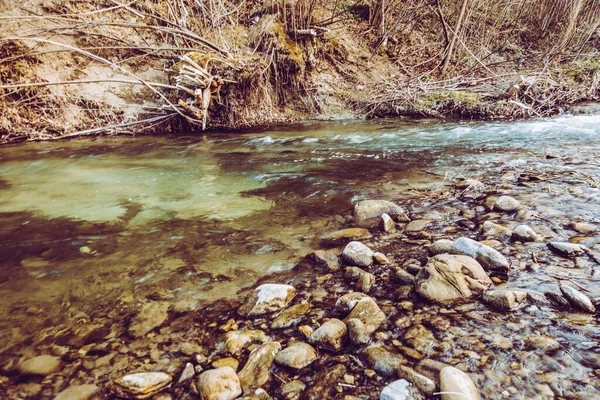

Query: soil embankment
left=1, top=0, right=600, bottom=142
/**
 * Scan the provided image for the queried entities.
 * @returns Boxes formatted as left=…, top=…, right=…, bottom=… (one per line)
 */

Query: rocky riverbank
left=2, top=147, right=600, bottom=400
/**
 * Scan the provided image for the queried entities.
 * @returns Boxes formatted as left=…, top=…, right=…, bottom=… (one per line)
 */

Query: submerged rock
left=439, top=367, right=479, bottom=400
left=560, top=284, right=596, bottom=313
left=113, top=372, right=172, bottom=400
left=238, top=341, right=281, bottom=394
left=18, top=355, right=60, bottom=376
left=481, top=221, right=512, bottom=238
left=238, top=284, right=296, bottom=317
left=54, top=384, right=100, bottom=400
left=304, top=364, right=346, bottom=400
left=128, top=301, right=170, bottom=338
left=225, top=329, right=268, bottom=354
left=321, top=228, right=370, bottom=246
left=512, top=225, right=540, bottom=242
left=482, top=289, right=528, bottom=310
left=310, top=250, right=340, bottom=271
left=451, top=237, right=510, bottom=274
left=197, top=367, right=241, bottom=400
left=271, top=303, right=312, bottom=329
left=281, top=380, right=306, bottom=400
left=275, top=342, right=317, bottom=369
left=397, top=365, right=437, bottom=396
left=415, top=254, right=492, bottom=303
left=548, top=242, right=587, bottom=257
left=342, top=241, right=374, bottom=267
left=354, top=200, right=406, bottom=227
left=308, top=319, right=347, bottom=351
left=524, top=335, right=560, bottom=353
left=365, top=344, right=406, bottom=376
left=493, top=196, right=520, bottom=212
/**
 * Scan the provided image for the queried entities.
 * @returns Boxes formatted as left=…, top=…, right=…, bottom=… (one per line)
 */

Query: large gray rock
left=342, top=241, right=374, bottom=267
left=451, top=237, right=510, bottom=274
left=19, top=355, right=60, bottom=376
left=439, top=367, right=479, bottom=400
left=415, top=254, right=492, bottom=303
left=238, top=284, right=296, bottom=317
left=197, top=367, right=242, bottom=400
left=354, top=200, right=406, bottom=227
left=128, top=301, right=170, bottom=338
left=308, top=319, right=347, bottom=351
left=560, top=284, right=596, bottom=313
left=113, top=372, right=172, bottom=400
left=482, top=289, right=528, bottom=310
left=238, top=341, right=281, bottom=394
left=54, top=384, right=100, bottom=400
left=275, top=342, right=317, bottom=369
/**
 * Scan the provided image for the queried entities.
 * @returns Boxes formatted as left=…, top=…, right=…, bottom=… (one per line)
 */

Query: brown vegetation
left=1, top=0, right=599, bottom=142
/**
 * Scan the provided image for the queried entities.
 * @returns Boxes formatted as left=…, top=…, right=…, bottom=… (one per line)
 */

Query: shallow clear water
left=1, top=114, right=600, bottom=397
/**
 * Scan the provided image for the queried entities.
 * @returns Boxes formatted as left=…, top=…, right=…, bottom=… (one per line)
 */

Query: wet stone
left=225, top=329, right=268, bottom=354
left=439, top=367, right=479, bottom=400
left=481, top=221, right=512, bottom=238
left=380, top=379, right=424, bottom=400
left=482, top=289, right=528, bottom=310
left=403, top=325, right=437, bottom=354
left=356, top=271, right=376, bottom=293
left=18, top=355, right=60, bottom=376
left=406, top=219, right=431, bottom=233
left=512, top=225, right=540, bottom=242
left=560, top=284, right=596, bottom=313
left=394, top=268, right=416, bottom=285
left=548, top=242, right=587, bottom=257
left=304, top=364, right=346, bottom=400
left=238, top=341, right=281, bottom=394
left=343, top=296, right=386, bottom=334
left=382, top=213, right=396, bottom=232
left=346, top=318, right=371, bottom=345
left=281, top=379, right=306, bottom=400
left=320, top=228, right=370, bottom=246
left=335, top=291, right=369, bottom=313
left=308, top=319, right=347, bottom=351
left=197, top=367, right=241, bottom=400
left=451, top=237, right=510, bottom=274
left=493, top=196, right=520, bottom=212
left=374, top=252, right=390, bottom=264
left=178, top=362, right=196, bottom=384
left=270, top=303, right=312, bottom=329
left=53, top=384, right=100, bottom=400
left=572, top=222, right=598, bottom=234
left=354, top=200, right=406, bottom=227
left=310, top=250, right=340, bottom=271
left=365, top=344, right=406, bottom=376
left=211, top=357, right=239, bottom=371
left=397, top=365, right=437, bottom=396
left=113, top=372, right=172, bottom=400
left=345, top=266, right=368, bottom=281
left=415, top=254, right=492, bottom=303
left=342, top=241, right=374, bottom=267
left=238, top=284, right=296, bottom=317
left=128, top=301, right=170, bottom=338
left=524, top=336, right=560, bottom=353
left=274, top=342, right=317, bottom=369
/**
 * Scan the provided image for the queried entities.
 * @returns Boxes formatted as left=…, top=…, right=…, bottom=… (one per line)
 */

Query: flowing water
left=1, top=114, right=600, bottom=398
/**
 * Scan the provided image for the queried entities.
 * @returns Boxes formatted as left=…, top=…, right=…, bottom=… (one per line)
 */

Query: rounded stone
left=275, top=342, right=318, bottom=369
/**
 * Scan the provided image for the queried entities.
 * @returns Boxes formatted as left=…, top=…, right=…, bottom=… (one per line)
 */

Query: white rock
left=113, top=372, right=172, bottom=399
left=238, top=284, right=296, bottom=317
left=512, top=225, right=539, bottom=242
left=493, top=196, right=520, bottom=212
left=382, top=213, right=396, bottom=232
left=342, top=241, right=374, bottom=267
left=381, top=379, right=423, bottom=400
left=440, top=367, right=479, bottom=400
left=560, top=284, right=596, bottom=313
left=197, top=367, right=242, bottom=400
left=451, top=237, right=510, bottom=274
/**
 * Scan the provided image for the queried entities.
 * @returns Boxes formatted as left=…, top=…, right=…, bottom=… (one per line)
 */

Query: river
left=1, top=114, right=599, bottom=398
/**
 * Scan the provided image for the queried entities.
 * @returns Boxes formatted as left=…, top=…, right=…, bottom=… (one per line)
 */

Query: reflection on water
left=0, top=115, right=599, bottom=388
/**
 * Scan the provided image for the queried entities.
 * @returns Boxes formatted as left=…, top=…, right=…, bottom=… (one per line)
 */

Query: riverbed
left=1, top=115, right=599, bottom=399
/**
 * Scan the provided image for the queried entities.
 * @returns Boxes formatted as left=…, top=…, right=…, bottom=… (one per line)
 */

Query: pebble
left=512, top=225, right=539, bottom=242
left=548, top=242, right=587, bottom=257
left=342, top=241, right=374, bottom=267
left=113, top=372, right=172, bottom=400
left=397, top=365, right=436, bottom=395
left=211, top=358, right=239, bottom=371
left=197, top=367, right=241, bottom=400
left=380, top=379, right=423, bottom=400
left=560, top=284, right=596, bottom=313
left=406, top=219, right=431, bottom=233
left=54, top=384, right=100, bottom=400
left=482, top=289, right=528, bottom=310
left=271, top=303, right=312, bottom=329
left=178, top=362, right=196, bottom=384
left=343, top=296, right=386, bottom=334
left=238, top=341, right=281, bottom=394
left=19, top=355, right=60, bottom=376
left=275, top=342, right=317, bottom=369
left=308, top=319, right=347, bottom=351
left=439, top=366, right=479, bottom=400
left=335, top=292, right=369, bottom=313
left=382, top=213, right=396, bottom=232
left=237, top=284, right=296, bottom=317
left=356, top=271, right=376, bottom=293
left=365, top=344, right=406, bottom=376
left=493, top=196, right=520, bottom=212
left=281, top=380, right=306, bottom=400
